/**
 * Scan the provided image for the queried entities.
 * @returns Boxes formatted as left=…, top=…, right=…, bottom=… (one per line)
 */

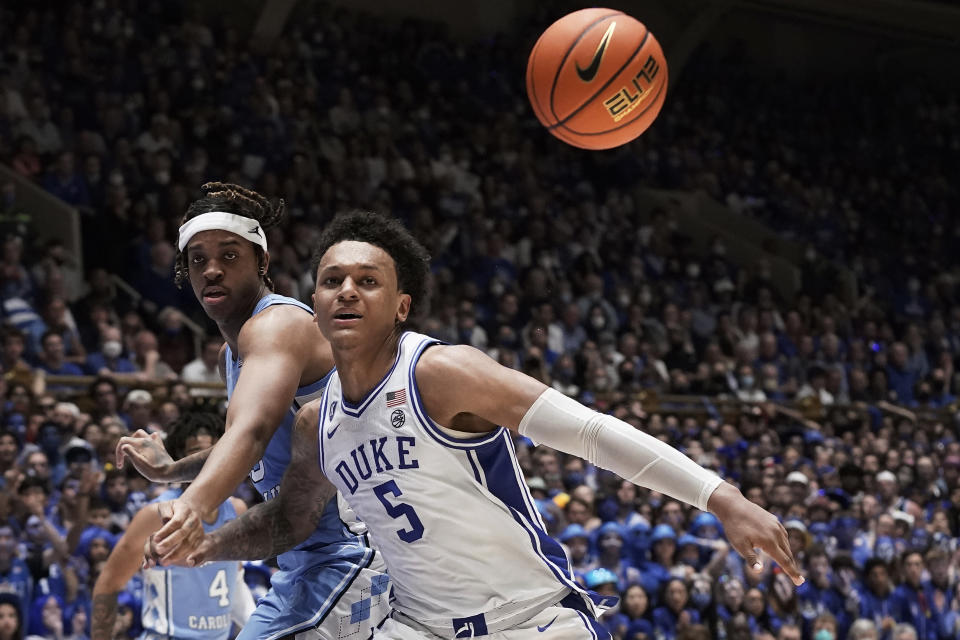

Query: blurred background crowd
left=0, top=0, right=956, bottom=639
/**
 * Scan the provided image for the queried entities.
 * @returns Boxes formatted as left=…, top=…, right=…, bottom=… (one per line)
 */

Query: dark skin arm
left=116, top=344, right=230, bottom=482
left=151, top=308, right=331, bottom=564
left=91, top=504, right=164, bottom=640
left=415, top=343, right=803, bottom=586
left=152, top=402, right=335, bottom=567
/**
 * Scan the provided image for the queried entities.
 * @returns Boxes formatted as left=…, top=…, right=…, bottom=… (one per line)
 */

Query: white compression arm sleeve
left=518, top=388, right=724, bottom=512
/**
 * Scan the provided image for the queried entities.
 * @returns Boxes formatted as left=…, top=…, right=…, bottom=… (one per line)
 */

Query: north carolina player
left=92, top=411, right=253, bottom=640
left=117, top=184, right=387, bottom=639
left=165, top=210, right=804, bottom=639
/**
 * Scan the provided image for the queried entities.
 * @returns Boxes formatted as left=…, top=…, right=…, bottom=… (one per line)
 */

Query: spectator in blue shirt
left=83, top=325, right=136, bottom=376
left=857, top=559, right=906, bottom=638
left=0, top=592, right=23, bottom=640
left=35, top=332, right=82, bottom=377
left=920, top=549, right=955, bottom=640
left=798, top=546, right=849, bottom=637
left=641, top=525, right=678, bottom=605
left=42, top=152, right=89, bottom=207
left=894, top=551, right=938, bottom=640
left=653, top=578, right=700, bottom=640
left=0, top=523, right=31, bottom=617
left=885, top=343, right=919, bottom=405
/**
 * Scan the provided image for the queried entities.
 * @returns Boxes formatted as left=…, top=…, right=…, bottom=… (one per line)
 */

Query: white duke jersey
left=318, top=332, right=614, bottom=637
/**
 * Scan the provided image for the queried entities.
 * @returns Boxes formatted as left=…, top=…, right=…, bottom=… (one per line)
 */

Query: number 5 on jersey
left=373, top=480, right=424, bottom=543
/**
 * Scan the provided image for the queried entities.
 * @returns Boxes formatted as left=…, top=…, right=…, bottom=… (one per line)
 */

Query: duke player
left=117, top=184, right=387, bottom=639
left=163, top=211, right=804, bottom=639
left=92, top=411, right=253, bottom=640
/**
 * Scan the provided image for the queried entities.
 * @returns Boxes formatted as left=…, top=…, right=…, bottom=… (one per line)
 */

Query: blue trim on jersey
left=339, top=334, right=408, bottom=418
left=465, top=450, right=482, bottom=483
left=293, top=370, right=334, bottom=411
left=405, top=337, right=505, bottom=449
left=561, top=593, right=610, bottom=640
left=254, top=293, right=313, bottom=315
left=472, top=431, right=615, bottom=613
left=317, top=383, right=330, bottom=472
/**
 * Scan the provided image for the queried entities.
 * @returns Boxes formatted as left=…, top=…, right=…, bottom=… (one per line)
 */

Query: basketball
left=526, top=8, right=669, bottom=150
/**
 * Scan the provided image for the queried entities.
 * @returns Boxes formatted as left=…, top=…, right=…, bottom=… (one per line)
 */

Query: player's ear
left=259, top=250, right=271, bottom=275
left=396, top=293, right=411, bottom=324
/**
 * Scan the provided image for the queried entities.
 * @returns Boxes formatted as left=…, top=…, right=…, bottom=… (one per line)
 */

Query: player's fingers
left=159, top=527, right=201, bottom=566
left=142, top=535, right=162, bottom=569
left=156, top=509, right=201, bottom=556
left=767, top=529, right=804, bottom=586
left=730, top=537, right=763, bottom=573
left=153, top=503, right=190, bottom=544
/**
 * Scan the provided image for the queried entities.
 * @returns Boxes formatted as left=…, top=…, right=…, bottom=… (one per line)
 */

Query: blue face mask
left=814, top=629, right=835, bottom=640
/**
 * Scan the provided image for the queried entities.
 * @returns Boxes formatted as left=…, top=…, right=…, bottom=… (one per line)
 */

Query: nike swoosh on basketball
left=575, top=22, right=616, bottom=82
left=537, top=615, right=558, bottom=633
left=326, top=423, right=341, bottom=439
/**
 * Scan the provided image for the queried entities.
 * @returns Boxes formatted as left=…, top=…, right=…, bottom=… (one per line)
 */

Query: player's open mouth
left=333, top=312, right=362, bottom=326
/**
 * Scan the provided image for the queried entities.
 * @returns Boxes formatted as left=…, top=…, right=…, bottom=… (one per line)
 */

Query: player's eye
left=323, top=277, right=341, bottom=285
left=362, top=277, right=377, bottom=285
left=224, top=251, right=238, bottom=260
left=191, top=255, right=205, bottom=264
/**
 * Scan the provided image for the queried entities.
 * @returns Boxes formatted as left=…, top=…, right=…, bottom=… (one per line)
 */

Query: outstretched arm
left=92, top=504, right=164, bottom=640
left=173, top=401, right=335, bottom=566
left=117, top=344, right=231, bottom=482
left=116, top=430, right=210, bottom=483
left=416, top=344, right=804, bottom=586
left=152, top=309, right=327, bottom=563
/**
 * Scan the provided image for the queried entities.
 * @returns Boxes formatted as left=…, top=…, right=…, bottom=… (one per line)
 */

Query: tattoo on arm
left=91, top=592, right=119, bottom=640
left=204, top=402, right=333, bottom=561
left=206, top=476, right=334, bottom=561
left=168, top=447, right=213, bottom=482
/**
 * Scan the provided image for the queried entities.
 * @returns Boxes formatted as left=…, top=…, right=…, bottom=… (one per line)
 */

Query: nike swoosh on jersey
left=537, top=615, right=559, bottom=633
left=326, top=423, right=341, bottom=439
left=575, top=22, right=616, bottom=82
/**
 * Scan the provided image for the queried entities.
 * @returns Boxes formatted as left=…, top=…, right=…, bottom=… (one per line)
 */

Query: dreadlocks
left=174, top=182, right=285, bottom=289
left=163, top=410, right=225, bottom=461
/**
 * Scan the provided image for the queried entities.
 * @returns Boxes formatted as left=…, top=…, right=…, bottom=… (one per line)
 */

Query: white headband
left=177, top=211, right=268, bottom=252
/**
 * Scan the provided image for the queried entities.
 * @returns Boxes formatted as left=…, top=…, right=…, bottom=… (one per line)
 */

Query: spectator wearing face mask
left=593, top=522, right=642, bottom=589
left=83, top=325, right=135, bottom=376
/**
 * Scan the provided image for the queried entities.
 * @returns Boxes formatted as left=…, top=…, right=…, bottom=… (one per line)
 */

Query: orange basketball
left=526, top=8, right=669, bottom=150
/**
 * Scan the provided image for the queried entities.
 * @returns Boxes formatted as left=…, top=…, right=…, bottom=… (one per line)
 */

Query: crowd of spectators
left=0, top=0, right=955, bottom=639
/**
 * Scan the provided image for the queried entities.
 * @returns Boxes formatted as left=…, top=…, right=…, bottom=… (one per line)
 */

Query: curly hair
left=310, top=210, right=431, bottom=323
left=174, top=182, right=285, bottom=290
left=163, top=410, right=225, bottom=461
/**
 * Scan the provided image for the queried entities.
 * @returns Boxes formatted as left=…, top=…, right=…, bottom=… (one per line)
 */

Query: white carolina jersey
left=318, top=332, right=612, bottom=637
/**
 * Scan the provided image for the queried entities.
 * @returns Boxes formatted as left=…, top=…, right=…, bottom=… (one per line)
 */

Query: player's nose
left=203, top=260, right=224, bottom=280
left=337, top=276, right=359, bottom=299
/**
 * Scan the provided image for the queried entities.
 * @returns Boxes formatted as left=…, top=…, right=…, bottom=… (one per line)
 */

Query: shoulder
left=237, top=303, right=316, bottom=353
left=228, top=497, right=247, bottom=516
left=415, top=343, right=490, bottom=381
left=294, top=398, right=322, bottom=429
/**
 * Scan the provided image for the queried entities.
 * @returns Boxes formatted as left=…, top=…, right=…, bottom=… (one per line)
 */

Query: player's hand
left=151, top=499, right=206, bottom=565
left=184, top=534, right=216, bottom=568
left=707, top=482, right=805, bottom=586
left=116, top=430, right=174, bottom=481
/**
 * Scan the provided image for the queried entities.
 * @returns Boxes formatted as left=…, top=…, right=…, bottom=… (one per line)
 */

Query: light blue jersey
left=223, top=294, right=385, bottom=640
left=141, top=489, right=239, bottom=640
